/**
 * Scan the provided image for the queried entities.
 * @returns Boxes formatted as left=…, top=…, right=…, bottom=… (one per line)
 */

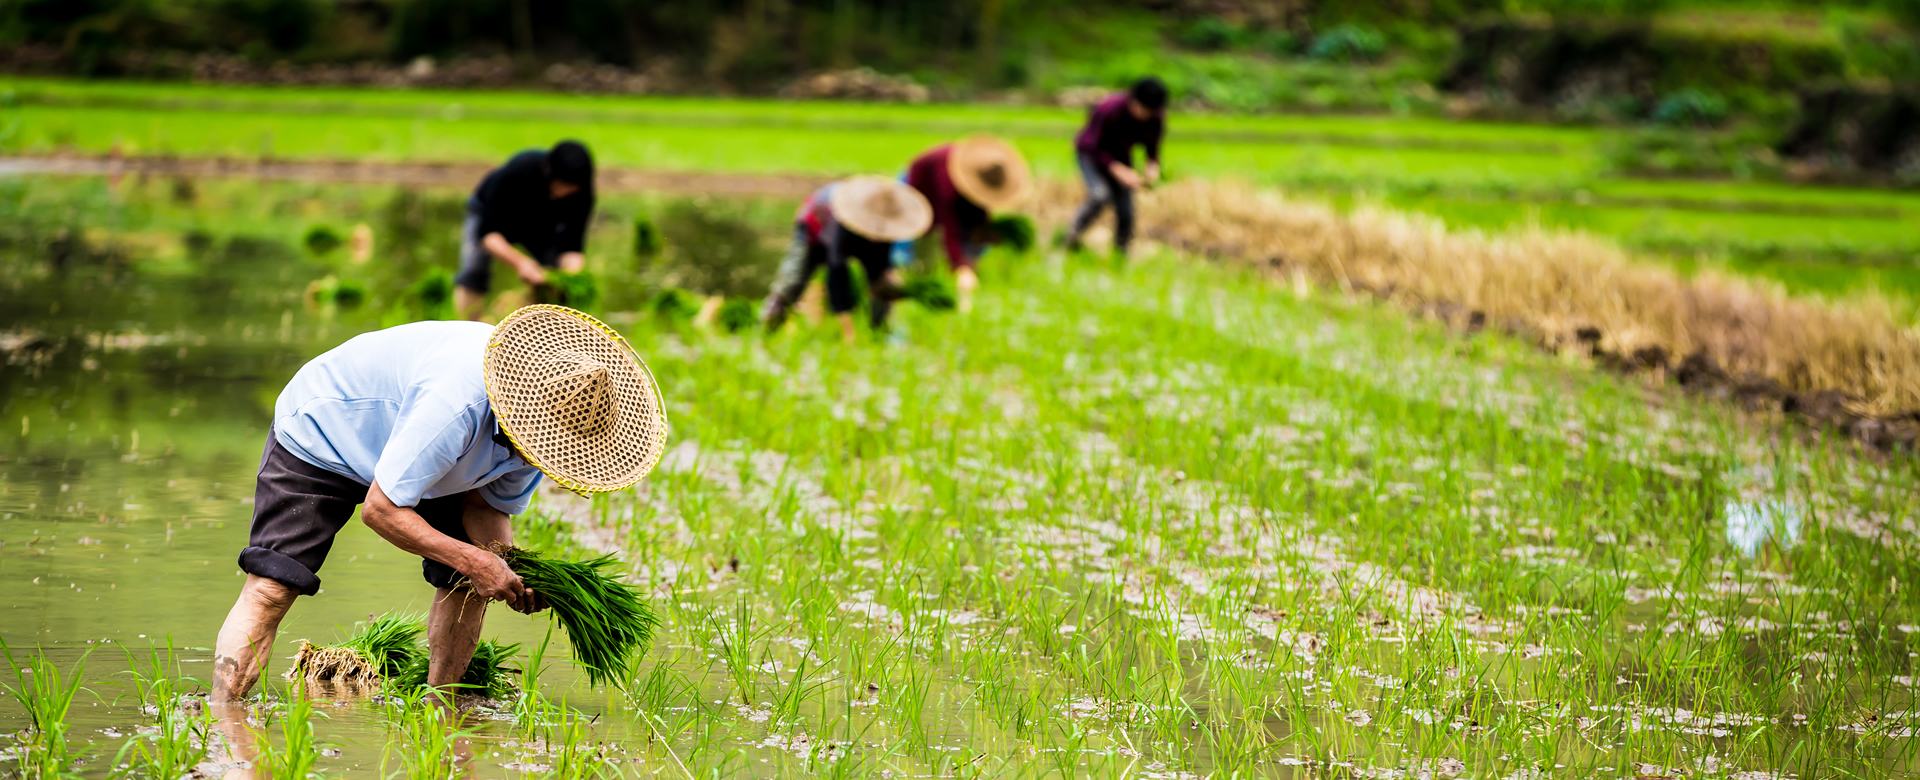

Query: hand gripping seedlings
left=491, top=543, right=658, bottom=687
left=284, top=613, right=425, bottom=685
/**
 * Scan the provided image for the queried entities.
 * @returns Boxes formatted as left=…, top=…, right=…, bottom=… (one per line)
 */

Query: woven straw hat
left=947, top=135, right=1033, bottom=212
left=828, top=175, right=933, bottom=242
left=484, top=305, right=669, bottom=496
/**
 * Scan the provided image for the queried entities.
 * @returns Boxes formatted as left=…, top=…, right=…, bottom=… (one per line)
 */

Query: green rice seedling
left=113, top=640, right=211, bottom=780
left=538, top=269, right=601, bottom=310
left=255, top=679, right=324, bottom=780
left=546, top=708, right=622, bottom=780
left=408, top=268, right=455, bottom=320
left=285, top=612, right=424, bottom=685
left=650, top=287, right=701, bottom=321
left=492, top=544, right=658, bottom=687
left=380, top=692, right=475, bottom=780
left=988, top=214, right=1036, bottom=254
left=302, top=225, right=343, bottom=256
left=1, top=640, right=92, bottom=779
left=716, top=297, right=758, bottom=333
left=385, top=639, right=520, bottom=699
left=305, top=274, right=368, bottom=308
left=633, top=213, right=662, bottom=258
left=516, top=624, right=557, bottom=726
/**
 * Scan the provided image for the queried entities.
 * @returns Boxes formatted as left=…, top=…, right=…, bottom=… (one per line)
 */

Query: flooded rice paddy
left=1, top=173, right=1917, bottom=778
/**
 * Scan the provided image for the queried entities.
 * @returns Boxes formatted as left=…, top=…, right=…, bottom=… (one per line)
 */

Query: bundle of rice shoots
left=386, top=640, right=521, bottom=699
left=491, top=544, right=657, bottom=686
left=904, top=275, right=957, bottom=311
left=989, top=214, right=1037, bottom=254
left=286, top=613, right=424, bottom=684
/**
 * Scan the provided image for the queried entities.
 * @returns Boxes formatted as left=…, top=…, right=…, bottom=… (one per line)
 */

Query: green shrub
left=1179, top=17, right=1246, bottom=51
left=1652, top=89, right=1729, bottom=127
left=1308, top=25, right=1386, bottom=62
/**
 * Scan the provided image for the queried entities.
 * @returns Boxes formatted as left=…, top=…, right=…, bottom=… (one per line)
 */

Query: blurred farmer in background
left=454, top=141, right=597, bottom=321
left=1062, top=77, right=1168, bottom=259
left=763, top=176, right=932, bottom=343
left=896, top=135, right=1033, bottom=313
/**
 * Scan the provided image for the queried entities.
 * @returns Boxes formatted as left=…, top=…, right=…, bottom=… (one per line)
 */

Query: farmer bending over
left=454, top=141, right=596, bottom=321
left=1063, top=77, right=1168, bottom=259
left=762, top=176, right=932, bottom=342
left=897, top=135, right=1033, bottom=314
left=209, top=305, right=668, bottom=703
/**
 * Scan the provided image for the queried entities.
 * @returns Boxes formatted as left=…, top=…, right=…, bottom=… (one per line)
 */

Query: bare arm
left=556, top=251, right=586, bottom=273
left=362, top=481, right=540, bottom=613
left=481, top=232, right=549, bottom=286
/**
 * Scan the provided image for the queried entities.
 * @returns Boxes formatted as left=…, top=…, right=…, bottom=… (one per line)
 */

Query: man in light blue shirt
left=210, top=306, right=669, bottom=703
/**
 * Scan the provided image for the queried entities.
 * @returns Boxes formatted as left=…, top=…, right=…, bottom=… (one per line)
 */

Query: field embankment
left=1044, top=179, right=1920, bottom=445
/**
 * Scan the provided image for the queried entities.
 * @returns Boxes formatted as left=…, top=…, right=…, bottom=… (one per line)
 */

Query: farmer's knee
left=239, top=574, right=299, bottom=612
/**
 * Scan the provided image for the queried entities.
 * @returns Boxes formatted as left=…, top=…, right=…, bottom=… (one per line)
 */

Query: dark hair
left=1130, top=76, right=1169, bottom=110
left=547, top=140, right=594, bottom=188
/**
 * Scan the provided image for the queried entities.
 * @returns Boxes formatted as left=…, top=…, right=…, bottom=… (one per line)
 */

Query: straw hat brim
left=829, top=175, right=933, bottom=242
left=484, top=305, right=669, bottom=496
left=947, top=135, right=1033, bottom=212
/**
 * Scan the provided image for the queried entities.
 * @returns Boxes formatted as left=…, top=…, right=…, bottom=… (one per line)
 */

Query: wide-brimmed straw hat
left=829, top=175, right=933, bottom=242
left=484, top=305, right=669, bottom=496
left=947, top=135, right=1032, bottom=212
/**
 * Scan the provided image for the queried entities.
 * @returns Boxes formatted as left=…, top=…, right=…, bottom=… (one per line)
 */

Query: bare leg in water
left=425, top=586, right=488, bottom=703
left=210, top=575, right=299, bottom=703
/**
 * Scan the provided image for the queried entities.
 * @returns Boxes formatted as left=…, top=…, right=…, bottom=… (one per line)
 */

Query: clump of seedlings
left=285, top=613, right=424, bottom=685
left=489, top=543, right=658, bottom=686
left=386, top=640, right=521, bottom=699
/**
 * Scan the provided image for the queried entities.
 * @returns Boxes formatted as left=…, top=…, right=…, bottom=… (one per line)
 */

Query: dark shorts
left=452, top=207, right=561, bottom=294
left=239, top=431, right=471, bottom=596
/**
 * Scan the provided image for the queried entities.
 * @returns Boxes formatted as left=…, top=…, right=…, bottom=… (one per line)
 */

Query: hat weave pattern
left=485, top=305, right=668, bottom=496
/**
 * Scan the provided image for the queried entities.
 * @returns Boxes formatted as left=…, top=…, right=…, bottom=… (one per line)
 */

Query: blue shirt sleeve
left=482, top=466, right=543, bottom=515
left=372, top=394, right=480, bottom=508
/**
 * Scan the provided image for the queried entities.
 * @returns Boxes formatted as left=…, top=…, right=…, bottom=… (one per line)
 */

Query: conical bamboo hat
left=947, top=135, right=1033, bottom=211
left=484, top=305, right=669, bottom=496
left=829, top=175, right=933, bottom=242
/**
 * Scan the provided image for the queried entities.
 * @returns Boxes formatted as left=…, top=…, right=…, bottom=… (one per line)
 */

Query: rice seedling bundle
left=285, top=613, right=423, bottom=684
left=904, top=275, right=957, bottom=311
left=491, top=544, right=657, bottom=686
left=716, top=297, right=759, bottom=333
left=386, top=640, right=521, bottom=699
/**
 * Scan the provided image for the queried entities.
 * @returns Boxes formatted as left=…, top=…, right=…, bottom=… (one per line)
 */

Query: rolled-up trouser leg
left=862, top=253, right=906, bottom=329
left=1112, top=177, right=1137, bottom=253
left=1067, top=152, right=1112, bottom=245
left=762, top=227, right=823, bottom=330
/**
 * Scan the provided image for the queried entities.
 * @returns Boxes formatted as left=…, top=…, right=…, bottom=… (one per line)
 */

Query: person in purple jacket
left=1063, top=77, right=1168, bottom=259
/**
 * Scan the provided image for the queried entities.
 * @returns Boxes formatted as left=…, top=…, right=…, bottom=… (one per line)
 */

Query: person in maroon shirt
left=1063, top=77, right=1168, bottom=258
left=761, top=176, right=932, bottom=343
left=899, top=135, right=1033, bottom=313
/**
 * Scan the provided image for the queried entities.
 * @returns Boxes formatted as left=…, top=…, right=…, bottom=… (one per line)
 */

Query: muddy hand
left=466, top=551, right=538, bottom=613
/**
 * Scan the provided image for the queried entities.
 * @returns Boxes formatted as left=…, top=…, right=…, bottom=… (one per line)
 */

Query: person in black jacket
left=454, top=141, right=596, bottom=321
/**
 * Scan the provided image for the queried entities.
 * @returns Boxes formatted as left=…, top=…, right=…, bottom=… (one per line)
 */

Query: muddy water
left=0, top=174, right=773, bottom=776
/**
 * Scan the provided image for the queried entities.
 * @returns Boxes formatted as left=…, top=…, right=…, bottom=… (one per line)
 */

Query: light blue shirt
left=273, top=321, right=543, bottom=514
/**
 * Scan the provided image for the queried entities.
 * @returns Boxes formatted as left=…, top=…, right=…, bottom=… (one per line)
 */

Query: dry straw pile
left=1036, top=178, right=1920, bottom=422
